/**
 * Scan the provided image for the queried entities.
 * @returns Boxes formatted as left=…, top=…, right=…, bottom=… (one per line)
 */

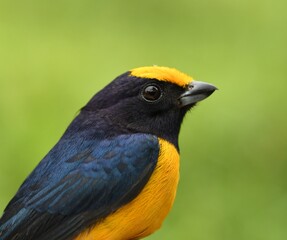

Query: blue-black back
left=0, top=113, right=159, bottom=240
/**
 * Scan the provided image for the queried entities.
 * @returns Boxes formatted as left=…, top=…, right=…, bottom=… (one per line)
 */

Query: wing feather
left=0, top=134, right=159, bottom=240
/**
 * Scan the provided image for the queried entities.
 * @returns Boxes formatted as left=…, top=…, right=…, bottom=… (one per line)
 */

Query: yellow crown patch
left=130, top=66, right=193, bottom=87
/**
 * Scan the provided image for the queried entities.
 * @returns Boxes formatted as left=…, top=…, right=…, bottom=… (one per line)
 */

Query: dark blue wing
left=0, top=133, right=159, bottom=240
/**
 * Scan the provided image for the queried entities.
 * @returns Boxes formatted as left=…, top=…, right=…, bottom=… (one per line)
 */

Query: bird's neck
left=63, top=109, right=183, bottom=151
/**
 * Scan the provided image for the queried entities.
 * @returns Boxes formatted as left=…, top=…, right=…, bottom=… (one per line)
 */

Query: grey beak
left=178, top=80, right=217, bottom=107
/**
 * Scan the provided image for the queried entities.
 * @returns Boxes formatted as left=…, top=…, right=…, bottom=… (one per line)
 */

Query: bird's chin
left=180, top=102, right=197, bottom=112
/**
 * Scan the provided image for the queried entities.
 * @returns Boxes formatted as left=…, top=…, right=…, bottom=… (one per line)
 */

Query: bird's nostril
left=188, top=84, right=194, bottom=90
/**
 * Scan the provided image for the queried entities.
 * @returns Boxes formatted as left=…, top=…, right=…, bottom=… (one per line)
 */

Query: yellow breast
left=75, top=138, right=180, bottom=240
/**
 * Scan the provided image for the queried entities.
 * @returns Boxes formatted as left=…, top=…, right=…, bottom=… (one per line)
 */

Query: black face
left=78, top=72, right=190, bottom=149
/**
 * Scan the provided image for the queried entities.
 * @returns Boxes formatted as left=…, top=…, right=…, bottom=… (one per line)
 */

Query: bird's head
left=80, top=66, right=217, bottom=148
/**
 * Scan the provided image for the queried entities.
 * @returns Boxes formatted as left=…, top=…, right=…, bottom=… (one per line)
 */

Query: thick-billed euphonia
left=0, top=66, right=216, bottom=240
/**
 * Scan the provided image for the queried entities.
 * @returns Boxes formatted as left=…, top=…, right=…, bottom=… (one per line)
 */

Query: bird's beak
left=178, top=80, right=217, bottom=108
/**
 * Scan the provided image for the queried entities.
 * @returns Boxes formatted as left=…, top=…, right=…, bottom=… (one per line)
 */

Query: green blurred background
left=0, top=0, right=286, bottom=239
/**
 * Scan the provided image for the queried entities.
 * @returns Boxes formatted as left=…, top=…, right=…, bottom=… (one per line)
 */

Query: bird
left=0, top=66, right=217, bottom=240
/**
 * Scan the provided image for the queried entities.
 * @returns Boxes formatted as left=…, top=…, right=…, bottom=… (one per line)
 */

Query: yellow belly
left=75, top=138, right=180, bottom=240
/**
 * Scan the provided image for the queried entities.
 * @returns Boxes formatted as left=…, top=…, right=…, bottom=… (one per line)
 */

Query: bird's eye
left=141, top=84, right=162, bottom=102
